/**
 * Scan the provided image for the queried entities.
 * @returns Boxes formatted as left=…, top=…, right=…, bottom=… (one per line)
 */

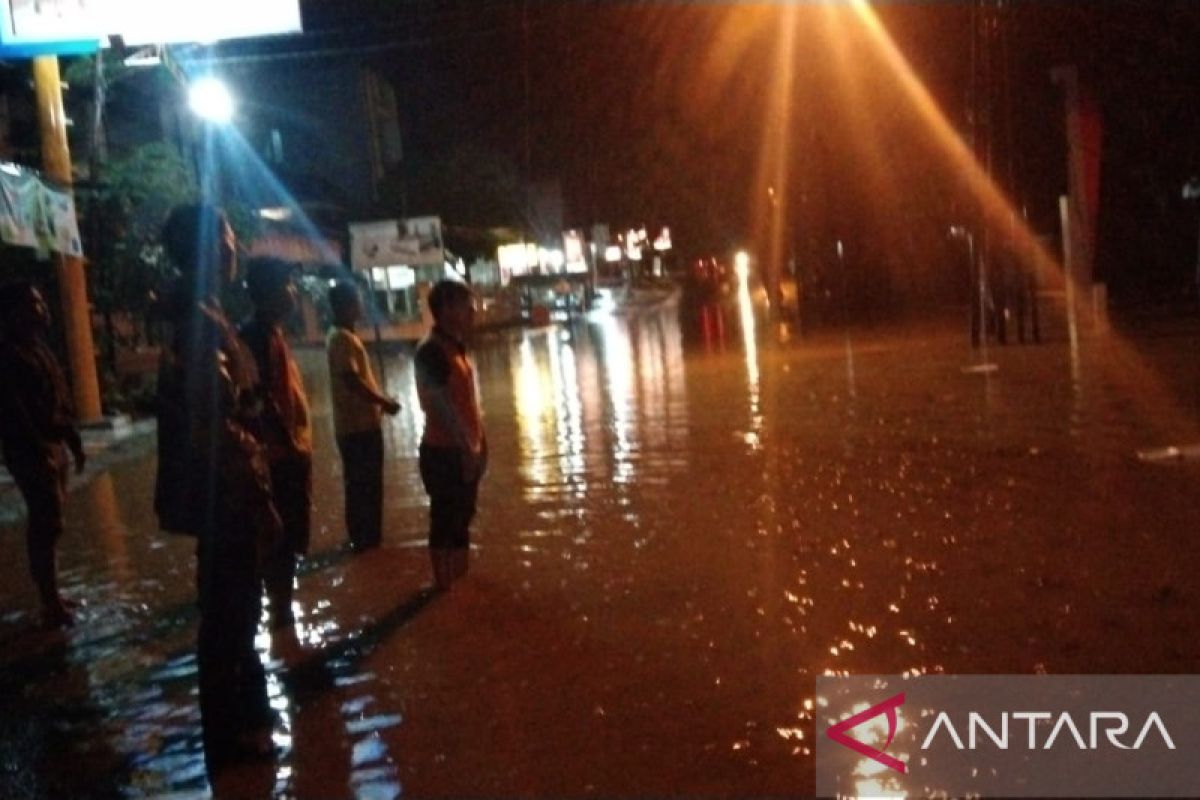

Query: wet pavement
left=2, top=304, right=1200, bottom=798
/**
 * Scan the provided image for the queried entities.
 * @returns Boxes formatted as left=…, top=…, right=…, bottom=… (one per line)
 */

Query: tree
left=82, top=142, right=197, bottom=355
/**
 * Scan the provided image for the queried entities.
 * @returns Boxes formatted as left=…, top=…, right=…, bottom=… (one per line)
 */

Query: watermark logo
left=824, top=691, right=907, bottom=774
left=816, top=676, right=1200, bottom=798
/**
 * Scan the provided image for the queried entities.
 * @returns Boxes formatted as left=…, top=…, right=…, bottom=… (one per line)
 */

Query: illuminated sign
left=624, top=229, right=644, bottom=261
left=497, top=243, right=528, bottom=274
left=0, top=0, right=302, bottom=57
left=563, top=229, right=587, bottom=273
left=538, top=247, right=564, bottom=271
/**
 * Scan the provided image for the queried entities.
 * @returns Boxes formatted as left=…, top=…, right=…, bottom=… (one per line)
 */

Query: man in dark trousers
left=239, top=257, right=312, bottom=631
left=0, top=282, right=86, bottom=628
left=155, top=204, right=281, bottom=772
left=326, top=282, right=400, bottom=552
left=415, top=280, right=487, bottom=589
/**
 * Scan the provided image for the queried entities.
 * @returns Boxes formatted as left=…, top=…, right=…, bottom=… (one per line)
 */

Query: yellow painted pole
left=33, top=55, right=103, bottom=423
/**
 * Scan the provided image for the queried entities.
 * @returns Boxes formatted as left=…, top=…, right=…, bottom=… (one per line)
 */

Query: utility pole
left=33, top=55, right=103, bottom=423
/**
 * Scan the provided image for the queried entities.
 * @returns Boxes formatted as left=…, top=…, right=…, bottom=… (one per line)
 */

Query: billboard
left=350, top=217, right=444, bottom=270
left=0, top=0, right=302, bottom=57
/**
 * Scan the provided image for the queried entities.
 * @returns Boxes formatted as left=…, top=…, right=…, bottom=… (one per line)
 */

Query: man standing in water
left=415, top=280, right=487, bottom=590
left=239, top=257, right=312, bottom=632
left=155, top=204, right=280, bottom=770
left=326, top=281, right=400, bottom=552
left=0, top=282, right=87, bottom=628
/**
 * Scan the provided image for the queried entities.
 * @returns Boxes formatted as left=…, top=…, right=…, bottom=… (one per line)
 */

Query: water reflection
left=513, top=334, right=558, bottom=497
left=551, top=333, right=587, bottom=491
left=511, top=316, right=690, bottom=504
left=598, top=314, right=638, bottom=484
left=735, top=272, right=764, bottom=451
left=6, top=302, right=1200, bottom=797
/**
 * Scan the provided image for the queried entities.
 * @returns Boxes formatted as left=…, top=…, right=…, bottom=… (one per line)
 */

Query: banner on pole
left=0, top=164, right=82, bottom=257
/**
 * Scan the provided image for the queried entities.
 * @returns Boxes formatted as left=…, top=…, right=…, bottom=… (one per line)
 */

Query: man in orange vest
left=239, top=257, right=313, bottom=630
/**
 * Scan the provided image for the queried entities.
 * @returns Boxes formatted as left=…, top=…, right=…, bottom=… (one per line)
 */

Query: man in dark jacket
left=155, top=204, right=281, bottom=772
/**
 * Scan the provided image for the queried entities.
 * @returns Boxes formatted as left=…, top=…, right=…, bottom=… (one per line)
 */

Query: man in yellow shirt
left=326, top=282, right=400, bottom=551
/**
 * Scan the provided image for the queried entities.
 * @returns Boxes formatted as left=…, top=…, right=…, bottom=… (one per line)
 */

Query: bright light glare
left=734, top=251, right=750, bottom=282
left=846, top=0, right=1060, bottom=284
left=189, top=77, right=235, bottom=124
left=593, top=288, right=616, bottom=313
left=258, top=207, right=293, bottom=221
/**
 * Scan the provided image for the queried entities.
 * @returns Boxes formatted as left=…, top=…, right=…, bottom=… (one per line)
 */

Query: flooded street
left=2, top=306, right=1200, bottom=798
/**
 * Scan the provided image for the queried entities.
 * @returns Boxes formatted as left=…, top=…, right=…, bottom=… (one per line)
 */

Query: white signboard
left=114, top=0, right=302, bottom=46
left=350, top=217, right=444, bottom=270
left=1, top=0, right=302, bottom=55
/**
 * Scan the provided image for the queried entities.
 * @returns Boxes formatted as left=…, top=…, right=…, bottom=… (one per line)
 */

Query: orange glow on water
left=687, top=1, right=1197, bottom=435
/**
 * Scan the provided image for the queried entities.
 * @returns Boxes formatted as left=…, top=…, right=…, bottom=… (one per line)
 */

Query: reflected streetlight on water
left=735, top=250, right=763, bottom=450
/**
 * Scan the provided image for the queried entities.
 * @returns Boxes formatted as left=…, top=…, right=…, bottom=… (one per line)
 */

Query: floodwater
left=2, top=304, right=1200, bottom=798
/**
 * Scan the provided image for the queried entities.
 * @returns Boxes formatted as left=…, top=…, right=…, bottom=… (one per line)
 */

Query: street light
left=188, top=76, right=234, bottom=124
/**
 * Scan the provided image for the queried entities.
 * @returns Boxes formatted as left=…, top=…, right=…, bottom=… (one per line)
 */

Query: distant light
left=122, top=46, right=161, bottom=68
left=388, top=265, right=416, bottom=288
left=498, top=243, right=532, bottom=275
left=563, top=230, right=585, bottom=263
left=328, top=279, right=337, bottom=288
left=625, top=229, right=643, bottom=261
left=653, top=226, right=672, bottom=252
left=604, top=245, right=622, bottom=263
left=455, top=259, right=467, bottom=276
left=593, top=288, right=616, bottom=313
left=538, top=247, right=565, bottom=271
left=189, top=77, right=235, bottom=124
left=258, top=207, right=293, bottom=222
left=734, top=250, right=750, bottom=281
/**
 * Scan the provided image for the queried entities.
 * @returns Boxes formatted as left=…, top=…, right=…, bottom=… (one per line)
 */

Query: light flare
left=845, top=1, right=1062, bottom=291
left=842, top=0, right=1200, bottom=442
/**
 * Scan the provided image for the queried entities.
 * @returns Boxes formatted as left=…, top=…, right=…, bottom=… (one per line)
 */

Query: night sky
left=290, top=1, right=1200, bottom=299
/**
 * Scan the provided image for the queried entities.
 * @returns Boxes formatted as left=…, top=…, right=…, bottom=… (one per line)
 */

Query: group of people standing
left=0, top=200, right=487, bottom=776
